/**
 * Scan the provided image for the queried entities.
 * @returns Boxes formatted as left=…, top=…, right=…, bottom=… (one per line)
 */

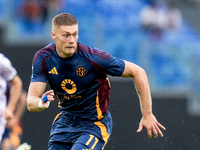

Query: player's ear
left=51, top=31, right=56, bottom=40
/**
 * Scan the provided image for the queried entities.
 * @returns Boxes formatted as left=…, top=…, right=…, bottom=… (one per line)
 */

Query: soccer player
left=0, top=53, right=22, bottom=143
left=27, top=13, right=166, bottom=150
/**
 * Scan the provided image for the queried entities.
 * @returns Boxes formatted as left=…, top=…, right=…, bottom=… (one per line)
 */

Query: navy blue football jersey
left=31, top=42, right=125, bottom=121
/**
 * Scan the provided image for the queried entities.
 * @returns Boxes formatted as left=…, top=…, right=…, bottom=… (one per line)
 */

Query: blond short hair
left=52, top=13, right=78, bottom=30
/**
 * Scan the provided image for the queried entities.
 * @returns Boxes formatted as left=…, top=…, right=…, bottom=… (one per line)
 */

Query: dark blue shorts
left=48, top=111, right=112, bottom=150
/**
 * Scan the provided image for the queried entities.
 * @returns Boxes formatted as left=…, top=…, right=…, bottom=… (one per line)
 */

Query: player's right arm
left=28, top=50, right=55, bottom=112
left=27, top=82, right=54, bottom=112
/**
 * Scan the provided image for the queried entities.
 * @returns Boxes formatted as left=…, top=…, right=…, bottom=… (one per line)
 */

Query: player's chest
left=45, top=56, right=96, bottom=86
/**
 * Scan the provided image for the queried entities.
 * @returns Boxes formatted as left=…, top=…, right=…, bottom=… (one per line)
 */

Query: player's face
left=51, top=24, right=79, bottom=58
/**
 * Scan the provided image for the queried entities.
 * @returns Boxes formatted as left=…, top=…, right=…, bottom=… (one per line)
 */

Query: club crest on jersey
left=76, top=66, right=86, bottom=77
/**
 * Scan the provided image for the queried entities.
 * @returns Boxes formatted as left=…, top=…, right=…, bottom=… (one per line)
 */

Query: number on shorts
left=85, top=134, right=99, bottom=150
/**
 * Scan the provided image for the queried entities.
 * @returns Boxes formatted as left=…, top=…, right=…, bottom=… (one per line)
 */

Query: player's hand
left=2, top=108, right=14, bottom=120
left=136, top=113, right=166, bottom=139
left=41, top=90, right=55, bottom=108
left=6, top=116, right=20, bottom=128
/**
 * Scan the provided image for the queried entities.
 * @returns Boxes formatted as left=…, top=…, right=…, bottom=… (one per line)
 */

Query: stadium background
left=0, top=0, right=200, bottom=149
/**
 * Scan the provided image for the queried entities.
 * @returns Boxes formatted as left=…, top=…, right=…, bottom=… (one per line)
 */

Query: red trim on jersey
left=78, top=43, right=110, bottom=60
left=33, top=44, right=56, bottom=64
left=97, top=78, right=111, bottom=116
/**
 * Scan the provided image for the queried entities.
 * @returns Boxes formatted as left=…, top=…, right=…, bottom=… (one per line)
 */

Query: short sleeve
left=0, top=54, right=17, bottom=82
left=31, top=55, right=47, bottom=83
left=104, top=55, right=125, bottom=76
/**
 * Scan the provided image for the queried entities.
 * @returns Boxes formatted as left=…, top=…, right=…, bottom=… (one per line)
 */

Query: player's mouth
left=66, top=46, right=74, bottom=49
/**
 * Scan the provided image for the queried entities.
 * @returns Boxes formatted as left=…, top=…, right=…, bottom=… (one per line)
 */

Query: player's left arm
left=15, top=90, right=27, bottom=119
left=7, top=90, right=28, bottom=128
left=121, top=60, right=166, bottom=138
left=3, top=75, right=22, bottom=120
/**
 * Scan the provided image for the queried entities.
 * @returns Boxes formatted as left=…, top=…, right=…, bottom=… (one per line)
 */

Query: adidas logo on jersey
left=49, top=67, right=58, bottom=74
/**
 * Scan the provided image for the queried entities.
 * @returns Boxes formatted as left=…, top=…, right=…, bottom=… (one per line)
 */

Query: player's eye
left=64, top=34, right=69, bottom=37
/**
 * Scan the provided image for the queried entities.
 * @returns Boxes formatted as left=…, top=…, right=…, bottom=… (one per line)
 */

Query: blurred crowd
left=140, top=0, right=182, bottom=41
left=16, top=0, right=65, bottom=33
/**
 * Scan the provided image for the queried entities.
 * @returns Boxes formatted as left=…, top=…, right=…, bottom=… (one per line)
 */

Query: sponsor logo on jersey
left=63, top=93, right=81, bottom=100
left=76, top=66, right=86, bottom=76
left=49, top=67, right=58, bottom=75
left=61, top=79, right=77, bottom=94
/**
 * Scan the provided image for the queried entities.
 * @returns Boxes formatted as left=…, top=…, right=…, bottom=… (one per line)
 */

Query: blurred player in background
left=0, top=84, right=27, bottom=150
left=27, top=13, right=166, bottom=150
left=0, top=53, right=22, bottom=143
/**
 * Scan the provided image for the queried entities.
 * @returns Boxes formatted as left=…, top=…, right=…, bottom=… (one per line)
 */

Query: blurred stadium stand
left=0, top=0, right=200, bottom=149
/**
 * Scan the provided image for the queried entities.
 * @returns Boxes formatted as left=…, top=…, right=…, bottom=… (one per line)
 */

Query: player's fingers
left=152, top=126, right=158, bottom=138
left=49, top=91, right=55, bottom=96
left=2, top=109, right=14, bottom=120
left=137, top=123, right=143, bottom=133
left=43, top=101, right=51, bottom=108
left=42, top=95, right=54, bottom=103
left=44, top=90, right=54, bottom=96
left=47, top=95, right=54, bottom=101
left=147, top=129, right=152, bottom=139
left=157, top=122, right=166, bottom=130
left=42, top=90, right=54, bottom=102
left=155, top=123, right=164, bottom=137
